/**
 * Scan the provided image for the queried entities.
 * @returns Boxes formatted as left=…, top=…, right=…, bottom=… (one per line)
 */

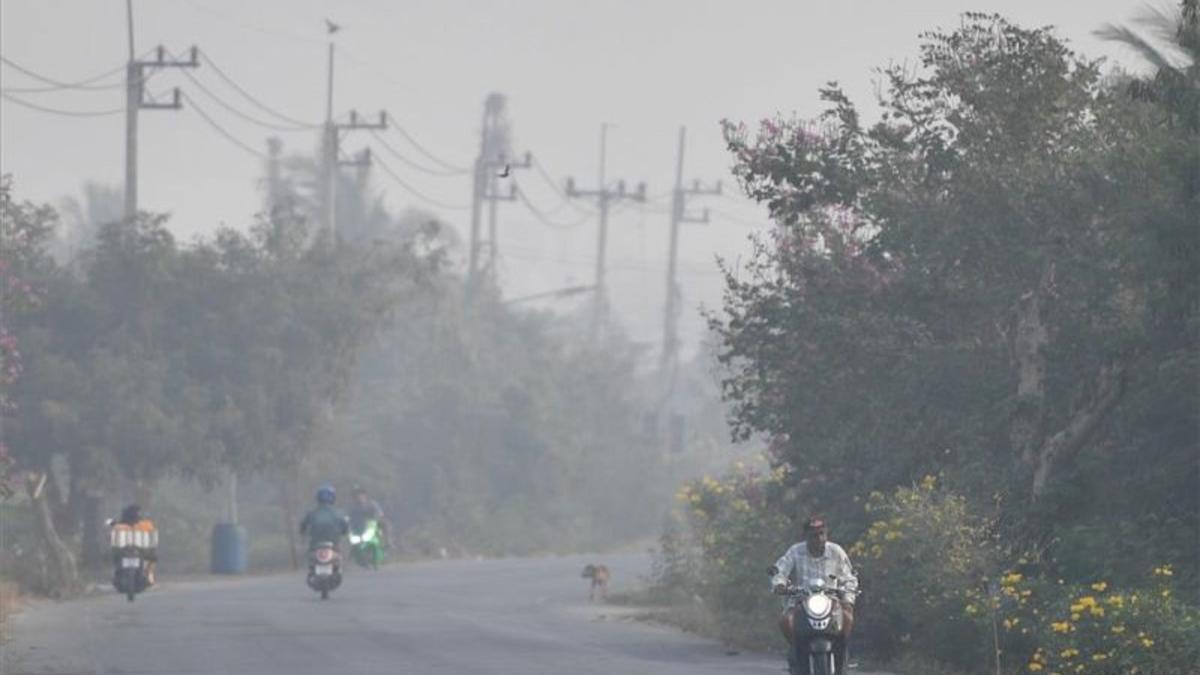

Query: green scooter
left=348, top=518, right=384, bottom=570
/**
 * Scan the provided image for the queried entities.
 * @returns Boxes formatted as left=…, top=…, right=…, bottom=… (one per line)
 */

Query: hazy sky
left=1, top=0, right=1152, bottom=354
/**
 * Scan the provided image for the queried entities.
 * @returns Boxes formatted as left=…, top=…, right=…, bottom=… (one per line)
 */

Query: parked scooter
left=306, top=542, right=343, bottom=600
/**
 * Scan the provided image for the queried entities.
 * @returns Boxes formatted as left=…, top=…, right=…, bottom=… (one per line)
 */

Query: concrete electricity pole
left=565, top=123, right=647, bottom=339
left=123, top=0, right=199, bottom=224
left=660, top=126, right=721, bottom=373
left=319, top=22, right=385, bottom=241
left=467, top=93, right=530, bottom=292
left=330, top=110, right=387, bottom=239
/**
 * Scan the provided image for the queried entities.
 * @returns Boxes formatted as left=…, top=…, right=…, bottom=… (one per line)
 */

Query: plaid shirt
left=771, top=541, right=858, bottom=606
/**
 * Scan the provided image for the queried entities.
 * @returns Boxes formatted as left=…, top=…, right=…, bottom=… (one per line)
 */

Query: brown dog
left=581, top=564, right=610, bottom=602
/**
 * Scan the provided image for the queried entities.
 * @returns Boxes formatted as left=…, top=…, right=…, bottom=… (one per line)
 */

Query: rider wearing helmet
left=299, top=483, right=349, bottom=551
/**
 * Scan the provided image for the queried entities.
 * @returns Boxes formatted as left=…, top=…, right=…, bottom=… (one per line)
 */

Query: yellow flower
left=1105, top=594, right=1124, bottom=608
left=1111, top=624, right=1126, bottom=634
left=1028, top=664, right=1044, bottom=672
left=965, top=604, right=979, bottom=616
left=919, top=474, right=937, bottom=491
left=1092, top=653, right=1108, bottom=662
left=1161, top=589, right=1171, bottom=599
left=1003, top=572, right=1024, bottom=586
left=1060, top=648, right=1079, bottom=659
left=1091, top=581, right=1108, bottom=592
left=1088, top=605, right=1105, bottom=618
left=1051, top=621, right=1071, bottom=634
left=1140, top=637, right=1155, bottom=648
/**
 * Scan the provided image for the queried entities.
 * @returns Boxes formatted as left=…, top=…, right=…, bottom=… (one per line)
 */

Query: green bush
left=848, top=476, right=1002, bottom=670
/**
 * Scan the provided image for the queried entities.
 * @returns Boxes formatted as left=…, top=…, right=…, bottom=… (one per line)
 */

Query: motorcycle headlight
left=805, top=593, right=832, bottom=618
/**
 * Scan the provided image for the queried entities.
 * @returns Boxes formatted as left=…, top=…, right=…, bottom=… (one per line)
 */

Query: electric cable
left=514, top=185, right=594, bottom=230
left=176, top=61, right=312, bottom=132
left=369, top=129, right=467, bottom=177
left=384, top=124, right=470, bottom=174
left=372, top=153, right=472, bottom=210
left=0, top=91, right=123, bottom=117
left=0, top=55, right=127, bottom=91
left=197, top=50, right=320, bottom=128
left=181, top=91, right=268, bottom=159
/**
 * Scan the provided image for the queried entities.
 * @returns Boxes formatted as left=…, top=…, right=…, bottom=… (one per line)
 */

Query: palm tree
left=1098, top=0, right=1199, bottom=130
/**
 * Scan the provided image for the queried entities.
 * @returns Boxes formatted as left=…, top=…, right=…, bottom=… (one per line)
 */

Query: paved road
left=3, top=553, right=877, bottom=675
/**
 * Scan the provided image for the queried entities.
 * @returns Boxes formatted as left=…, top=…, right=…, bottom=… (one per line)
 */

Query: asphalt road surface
left=3, top=552, right=884, bottom=675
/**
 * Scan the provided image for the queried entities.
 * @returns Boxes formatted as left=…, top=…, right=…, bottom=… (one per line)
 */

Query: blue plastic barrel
left=210, top=523, right=248, bottom=574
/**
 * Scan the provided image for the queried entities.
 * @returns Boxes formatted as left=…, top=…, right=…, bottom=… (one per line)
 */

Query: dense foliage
left=655, top=8, right=1198, bottom=674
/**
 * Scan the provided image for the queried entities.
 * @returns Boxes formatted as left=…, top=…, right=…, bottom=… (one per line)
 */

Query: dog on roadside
left=581, top=564, right=610, bottom=602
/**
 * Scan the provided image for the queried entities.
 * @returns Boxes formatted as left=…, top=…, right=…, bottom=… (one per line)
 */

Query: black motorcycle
left=770, top=566, right=853, bottom=675
left=109, top=521, right=153, bottom=602
left=306, top=542, right=343, bottom=600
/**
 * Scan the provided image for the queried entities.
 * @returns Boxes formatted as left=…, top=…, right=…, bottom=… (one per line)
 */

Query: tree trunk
left=1030, top=362, right=1126, bottom=499
left=280, top=470, right=300, bottom=570
left=1009, top=264, right=1053, bottom=468
left=26, top=472, right=81, bottom=598
left=79, top=492, right=106, bottom=571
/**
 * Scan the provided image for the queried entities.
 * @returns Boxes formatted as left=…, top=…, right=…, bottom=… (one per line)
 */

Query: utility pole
left=322, top=40, right=336, bottom=237
left=325, top=110, right=387, bottom=240
left=468, top=93, right=530, bottom=293
left=660, top=126, right=721, bottom=373
left=123, top=17, right=199, bottom=224
left=484, top=151, right=531, bottom=280
left=565, top=123, right=646, bottom=339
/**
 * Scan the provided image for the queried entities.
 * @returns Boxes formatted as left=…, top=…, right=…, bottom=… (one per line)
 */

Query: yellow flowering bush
left=848, top=476, right=1004, bottom=669
left=1023, top=566, right=1200, bottom=674
left=654, top=459, right=792, bottom=633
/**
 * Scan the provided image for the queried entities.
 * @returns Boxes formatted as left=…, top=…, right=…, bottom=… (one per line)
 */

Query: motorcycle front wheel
left=811, top=651, right=835, bottom=675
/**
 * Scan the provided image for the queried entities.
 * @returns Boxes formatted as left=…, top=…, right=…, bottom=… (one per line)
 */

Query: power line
left=530, top=156, right=595, bottom=215
left=176, top=63, right=311, bottom=132
left=514, top=185, right=594, bottom=230
left=0, top=55, right=128, bottom=91
left=369, top=128, right=467, bottom=177
left=372, top=152, right=472, bottom=211
left=385, top=124, right=471, bottom=174
left=708, top=206, right=772, bottom=229
left=0, top=91, right=123, bottom=117
left=180, top=91, right=268, bottom=159
left=197, top=50, right=320, bottom=128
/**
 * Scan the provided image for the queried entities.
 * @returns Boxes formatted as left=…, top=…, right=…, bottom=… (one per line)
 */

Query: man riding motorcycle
left=300, top=483, right=350, bottom=551
left=771, top=516, right=858, bottom=674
